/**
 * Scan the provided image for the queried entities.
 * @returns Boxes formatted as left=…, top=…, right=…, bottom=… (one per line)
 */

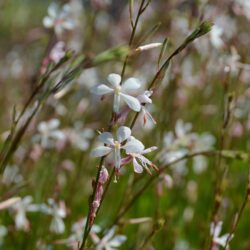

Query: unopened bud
left=99, top=166, right=109, bottom=184
left=135, top=43, right=162, bottom=52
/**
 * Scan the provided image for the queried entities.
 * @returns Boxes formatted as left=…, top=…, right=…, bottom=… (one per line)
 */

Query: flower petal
left=98, top=132, right=114, bottom=145
left=107, top=73, right=121, bottom=87
left=109, top=235, right=127, bottom=247
left=48, top=119, right=60, bottom=129
left=43, top=16, right=54, bottom=28
left=117, top=126, right=131, bottom=143
left=91, top=146, right=112, bottom=157
left=142, top=146, right=157, bottom=154
left=122, top=77, right=141, bottom=92
left=123, top=138, right=145, bottom=154
left=214, top=221, right=223, bottom=238
left=48, top=3, right=58, bottom=18
left=91, top=84, right=114, bottom=95
left=214, top=234, right=231, bottom=247
left=120, top=93, right=141, bottom=112
left=38, top=122, right=47, bottom=133
left=50, top=131, right=65, bottom=140
left=133, top=158, right=143, bottom=173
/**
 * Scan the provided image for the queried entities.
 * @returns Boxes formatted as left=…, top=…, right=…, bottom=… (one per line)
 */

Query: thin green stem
left=120, top=0, right=147, bottom=81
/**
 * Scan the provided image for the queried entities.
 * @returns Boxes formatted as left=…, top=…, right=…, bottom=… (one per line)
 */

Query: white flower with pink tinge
left=43, top=3, right=75, bottom=36
left=91, top=73, right=141, bottom=113
left=91, top=126, right=135, bottom=169
left=122, top=136, right=158, bottom=174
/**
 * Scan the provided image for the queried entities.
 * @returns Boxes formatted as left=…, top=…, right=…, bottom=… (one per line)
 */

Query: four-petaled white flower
left=92, top=226, right=127, bottom=250
left=210, top=221, right=233, bottom=249
left=40, top=199, right=67, bottom=234
left=91, top=73, right=141, bottom=113
left=43, top=3, right=75, bottom=36
left=34, top=119, right=65, bottom=149
left=123, top=137, right=157, bottom=174
left=91, top=126, right=133, bottom=169
left=10, top=196, right=40, bottom=231
left=66, top=122, right=94, bottom=151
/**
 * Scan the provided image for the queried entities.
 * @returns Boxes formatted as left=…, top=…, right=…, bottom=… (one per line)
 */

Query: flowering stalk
left=79, top=2, right=151, bottom=248
left=79, top=20, right=213, bottom=249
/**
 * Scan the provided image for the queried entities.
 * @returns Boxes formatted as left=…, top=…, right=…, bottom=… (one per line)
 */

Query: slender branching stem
left=120, top=0, right=148, bottom=81
left=79, top=2, right=150, bottom=249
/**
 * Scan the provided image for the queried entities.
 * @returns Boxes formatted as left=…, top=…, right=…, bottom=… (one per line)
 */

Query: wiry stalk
left=79, top=2, right=149, bottom=249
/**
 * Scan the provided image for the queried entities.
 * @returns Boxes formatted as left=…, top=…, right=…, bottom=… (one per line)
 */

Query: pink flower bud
left=99, top=167, right=109, bottom=184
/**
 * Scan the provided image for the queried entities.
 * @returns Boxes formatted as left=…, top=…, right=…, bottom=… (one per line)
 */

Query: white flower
left=66, top=122, right=94, bottom=151
left=137, top=90, right=156, bottom=126
left=210, top=221, right=233, bottom=248
left=40, top=199, right=66, bottom=234
left=43, top=3, right=75, bottom=36
left=10, top=196, right=40, bottom=231
left=123, top=137, right=157, bottom=174
left=92, top=227, right=127, bottom=250
left=34, top=119, right=65, bottom=149
left=91, top=126, right=133, bottom=169
left=91, top=73, right=141, bottom=113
